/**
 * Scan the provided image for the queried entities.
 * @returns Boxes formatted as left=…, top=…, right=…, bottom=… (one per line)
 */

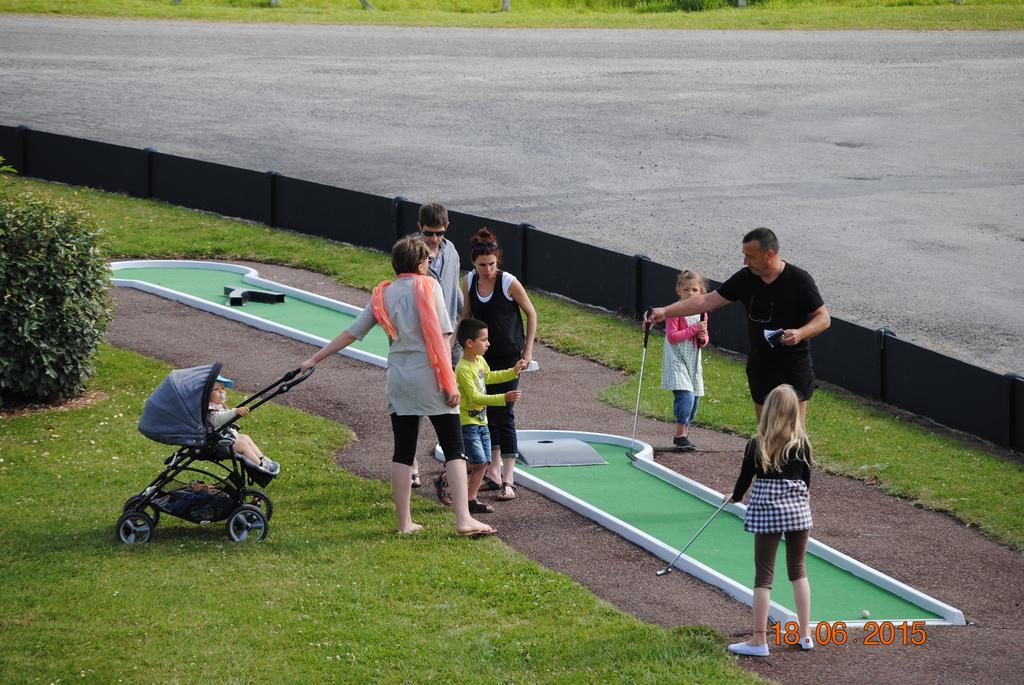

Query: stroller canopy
left=138, top=362, right=222, bottom=446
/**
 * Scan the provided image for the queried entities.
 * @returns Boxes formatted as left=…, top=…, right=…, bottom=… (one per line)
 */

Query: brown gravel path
left=107, top=262, right=1022, bottom=685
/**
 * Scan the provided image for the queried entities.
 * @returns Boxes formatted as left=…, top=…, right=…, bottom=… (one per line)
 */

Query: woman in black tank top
left=461, top=228, right=537, bottom=501
left=467, top=269, right=526, bottom=363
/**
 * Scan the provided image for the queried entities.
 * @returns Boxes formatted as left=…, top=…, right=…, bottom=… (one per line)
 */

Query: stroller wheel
left=116, top=510, right=155, bottom=545
left=242, top=489, right=273, bottom=521
left=226, top=505, right=269, bottom=543
left=122, top=495, right=161, bottom=527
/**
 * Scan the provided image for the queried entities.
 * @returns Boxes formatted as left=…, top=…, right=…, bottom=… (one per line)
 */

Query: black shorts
left=746, top=358, right=816, bottom=405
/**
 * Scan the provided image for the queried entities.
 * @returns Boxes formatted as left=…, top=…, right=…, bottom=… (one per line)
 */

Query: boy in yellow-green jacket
left=455, top=318, right=527, bottom=513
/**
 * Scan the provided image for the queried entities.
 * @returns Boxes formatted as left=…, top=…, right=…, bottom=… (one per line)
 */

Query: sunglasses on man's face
left=421, top=230, right=446, bottom=237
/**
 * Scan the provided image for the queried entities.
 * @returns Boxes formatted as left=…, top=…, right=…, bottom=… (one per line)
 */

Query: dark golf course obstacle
left=224, top=285, right=285, bottom=307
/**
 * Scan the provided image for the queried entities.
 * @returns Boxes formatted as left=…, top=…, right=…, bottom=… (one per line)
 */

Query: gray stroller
left=116, top=362, right=312, bottom=544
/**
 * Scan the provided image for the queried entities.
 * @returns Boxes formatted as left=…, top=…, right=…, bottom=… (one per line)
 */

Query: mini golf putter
left=656, top=498, right=731, bottom=576
left=626, top=308, right=654, bottom=459
left=224, top=286, right=285, bottom=307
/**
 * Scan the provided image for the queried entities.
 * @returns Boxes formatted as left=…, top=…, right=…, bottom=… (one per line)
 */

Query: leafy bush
left=0, top=187, right=112, bottom=406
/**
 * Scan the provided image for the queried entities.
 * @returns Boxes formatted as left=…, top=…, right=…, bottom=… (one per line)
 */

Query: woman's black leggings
left=485, top=374, right=519, bottom=457
left=390, top=413, right=465, bottom=466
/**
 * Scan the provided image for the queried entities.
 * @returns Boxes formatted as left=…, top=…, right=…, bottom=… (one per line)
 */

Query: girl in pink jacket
left=660, top=270, right=710, bottom=451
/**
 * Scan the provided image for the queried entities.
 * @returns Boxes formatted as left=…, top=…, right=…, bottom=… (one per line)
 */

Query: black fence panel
left=811, top=317, right=882, bottom=399
left=706, top=303, right=749, bottom=355
left=275, top=176, right=393, bottom=252
left=394, top=197, right=420, bottom=238
left=0, top=125, right=24, bottom=173
left=699, top=277, right=747, bottom=355
left=638, top=258, right=679, bottom=319
left=19, top=130, right=148, bottom=197
left=524, top=228, right=636, bottom=315
left=884, top=336, right=1010, bottom=446
left=1011, top=375, right=1024, bottom=451
left=151, top=153, right=269, bottom=224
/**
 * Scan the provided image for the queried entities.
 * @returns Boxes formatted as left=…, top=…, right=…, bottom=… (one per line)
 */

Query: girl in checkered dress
left=726, top=384, right=814, bottom=657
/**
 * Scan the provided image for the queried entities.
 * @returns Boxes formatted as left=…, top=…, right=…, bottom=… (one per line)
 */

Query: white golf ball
left=861, top=609, right=870, bottom=619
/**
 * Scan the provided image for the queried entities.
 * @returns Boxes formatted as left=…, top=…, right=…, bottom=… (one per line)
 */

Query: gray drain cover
left=517, top=438, right=608, bottom=467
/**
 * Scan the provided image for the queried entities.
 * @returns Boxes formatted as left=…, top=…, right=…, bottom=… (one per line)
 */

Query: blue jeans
left=461, top=423, right=493, bottom=465
left=672, top=390, right=700, bottom=426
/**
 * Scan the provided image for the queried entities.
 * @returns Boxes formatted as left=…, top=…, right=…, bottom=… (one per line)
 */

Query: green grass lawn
left=4, top=174, right=1023, bottom=556
left=1, top=0, right=1023, bottom=30
left=0, top=344, right=759, bottom=684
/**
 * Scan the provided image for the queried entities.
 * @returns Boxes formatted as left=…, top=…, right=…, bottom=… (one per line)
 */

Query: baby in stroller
left=209, top=374, right=280, bottom=475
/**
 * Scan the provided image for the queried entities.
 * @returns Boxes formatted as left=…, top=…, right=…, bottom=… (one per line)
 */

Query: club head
left=655, top=567, right=673, bottom=577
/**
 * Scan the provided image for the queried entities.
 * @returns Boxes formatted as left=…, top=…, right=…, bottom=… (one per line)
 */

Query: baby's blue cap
left=216, top=374, right=234, bottom=388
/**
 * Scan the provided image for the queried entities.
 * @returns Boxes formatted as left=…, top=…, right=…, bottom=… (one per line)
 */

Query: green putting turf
left=521, top=442, right=942, bottom=624
left=113, top=265, right=391, bottom=358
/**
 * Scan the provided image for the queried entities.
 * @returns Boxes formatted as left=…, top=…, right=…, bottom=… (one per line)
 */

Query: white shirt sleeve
left=501, top=272, right=516, bottom=300
left=208, top=408, right=237, bottom=429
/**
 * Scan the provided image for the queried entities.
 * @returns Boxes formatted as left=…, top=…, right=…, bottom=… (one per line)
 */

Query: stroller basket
left=153, top=485, right=235, bottom=523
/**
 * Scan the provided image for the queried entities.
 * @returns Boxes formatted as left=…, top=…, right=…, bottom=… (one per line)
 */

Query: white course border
left=437, top=429, right=964, bottom=627
left=111, top=260, right=540, bottom=373
left=110, top=259, right=387, bottom=368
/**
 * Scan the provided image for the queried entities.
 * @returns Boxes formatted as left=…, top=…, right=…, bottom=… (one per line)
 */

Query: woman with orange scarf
left=300, top=237, right=496, bottom=536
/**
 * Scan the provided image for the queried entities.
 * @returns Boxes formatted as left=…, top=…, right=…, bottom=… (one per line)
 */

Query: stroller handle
left=237, top=367, right=315, bottom=411
left=279, top=366, right=315, bottom=393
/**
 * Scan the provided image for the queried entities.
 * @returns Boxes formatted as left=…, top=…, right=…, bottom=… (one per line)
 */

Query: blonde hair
left=676, top=269, right=706, bottom=294
left=754, top=385, right=813, bottom=472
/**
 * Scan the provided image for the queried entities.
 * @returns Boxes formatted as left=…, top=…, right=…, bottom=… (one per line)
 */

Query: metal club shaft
left=656, top=498, right=731, bottom=576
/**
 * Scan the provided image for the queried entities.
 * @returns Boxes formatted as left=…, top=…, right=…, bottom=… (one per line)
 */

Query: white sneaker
left=727, top=641, right=769, bottom=657
left=799, top=636, right=814, bottom=651
left=259, top=457, right=280, bottom=475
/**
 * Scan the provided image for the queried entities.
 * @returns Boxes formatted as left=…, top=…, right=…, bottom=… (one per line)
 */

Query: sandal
left=434, top=473, right=452, bottom=507
left=458, top=525, right=497, bottom=537
left=468, top=499, right=495, bottom=514
left=496, top=482, right=517, bottom=501
left=411, top=472, right=421, bottom=488
left=480, top=476, right=501, bottom=492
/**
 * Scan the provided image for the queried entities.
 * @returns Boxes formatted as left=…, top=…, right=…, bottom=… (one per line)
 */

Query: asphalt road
left=1, top=16, right=1021, bottom=373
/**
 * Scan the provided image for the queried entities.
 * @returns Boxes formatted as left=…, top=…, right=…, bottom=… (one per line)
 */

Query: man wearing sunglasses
left=648, top=228, right=830, bottom=424
left=418, top=203, right=464, bottom=361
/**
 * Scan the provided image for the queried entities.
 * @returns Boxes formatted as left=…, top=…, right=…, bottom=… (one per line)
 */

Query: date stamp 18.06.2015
left=772, top=621, right=928, bottom=647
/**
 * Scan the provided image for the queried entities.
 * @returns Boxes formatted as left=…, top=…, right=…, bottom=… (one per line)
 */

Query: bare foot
left=467, top=516, right=490, bottom=530
left=397, top=522, right=423, bottom=534
left=456, top=516, right=497, bottom=534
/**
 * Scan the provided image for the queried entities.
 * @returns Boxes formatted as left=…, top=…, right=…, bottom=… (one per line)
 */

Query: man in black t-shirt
left=648, top=228, right=831, bottom=423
